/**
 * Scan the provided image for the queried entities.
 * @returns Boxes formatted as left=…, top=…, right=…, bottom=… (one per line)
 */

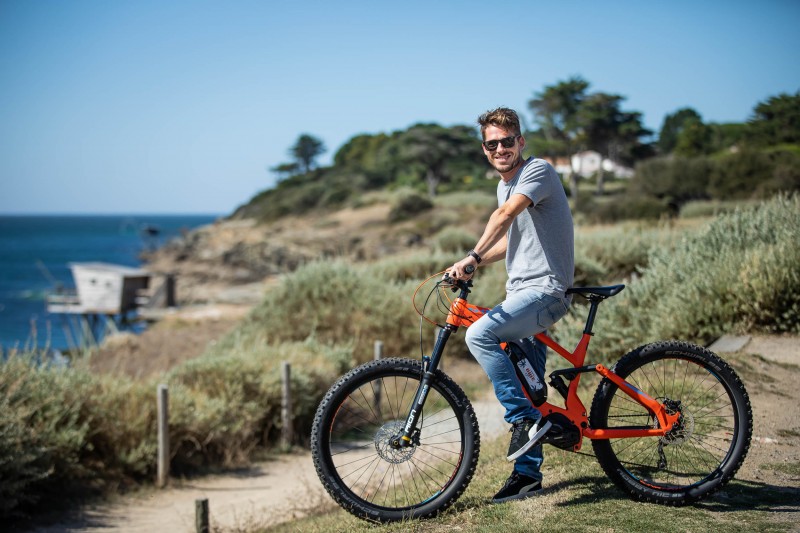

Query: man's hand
left=447, top=255, right=478, bottom=280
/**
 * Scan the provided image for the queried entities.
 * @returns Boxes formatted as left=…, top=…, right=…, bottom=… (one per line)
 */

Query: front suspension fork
left=391, top=325, right=455, bottom=448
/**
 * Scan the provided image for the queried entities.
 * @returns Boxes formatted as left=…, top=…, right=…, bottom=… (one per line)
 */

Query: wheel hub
left=374, top=420, right=416, bottom=463
left=661, top=399, right=695, bottom=445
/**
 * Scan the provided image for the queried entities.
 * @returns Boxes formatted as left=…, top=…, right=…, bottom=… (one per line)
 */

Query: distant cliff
left=140, top=194, right=488, bottom=305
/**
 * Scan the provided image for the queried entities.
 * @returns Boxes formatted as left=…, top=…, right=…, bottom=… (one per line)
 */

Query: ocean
left=0, top=214, right=219, bottom=352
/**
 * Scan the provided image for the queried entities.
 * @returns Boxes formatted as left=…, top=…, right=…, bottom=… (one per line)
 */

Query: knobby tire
left=311, top=358, right=480, bottom=522
left=590, top=340, right=753, bottom=505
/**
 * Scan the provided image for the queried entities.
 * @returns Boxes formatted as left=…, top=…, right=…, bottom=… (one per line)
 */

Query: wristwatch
left=466, top=249, right=482, bottom=264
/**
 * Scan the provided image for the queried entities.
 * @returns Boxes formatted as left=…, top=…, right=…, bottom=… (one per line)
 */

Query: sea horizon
left=0, top=213, right=220, bottom=352
left=0, top=211, right=224, bottom=216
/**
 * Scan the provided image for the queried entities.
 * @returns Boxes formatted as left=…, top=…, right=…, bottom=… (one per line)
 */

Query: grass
left=262, top=435, right=798, bottom=533
left=762, top=462, right=800, bottom=477
left=4, top=193, right=797, bottom=522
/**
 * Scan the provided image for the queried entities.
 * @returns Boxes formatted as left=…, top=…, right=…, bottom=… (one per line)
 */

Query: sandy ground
left=27, top=391, right=506, bottom=533
left=88, top=304, right=253, bottom=379
left=725, top=335, right=800, bottom=487
left=23, top=333, right=799, bottom=533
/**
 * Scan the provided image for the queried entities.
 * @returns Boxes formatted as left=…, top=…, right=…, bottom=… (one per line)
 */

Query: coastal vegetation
left=235, top=86, right=799, bottom=223
left=2, top=195, right=798, bottom=521
left=1, top=80, right=799, bottom=523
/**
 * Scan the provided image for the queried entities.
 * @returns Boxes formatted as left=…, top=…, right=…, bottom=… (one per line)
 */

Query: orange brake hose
left=412, top=270, right=452, bottom=327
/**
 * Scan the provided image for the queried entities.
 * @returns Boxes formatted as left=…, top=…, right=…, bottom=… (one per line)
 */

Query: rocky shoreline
left=94, top=201, right=448, bottom=375
left=138, top=202, right=420, bottom=305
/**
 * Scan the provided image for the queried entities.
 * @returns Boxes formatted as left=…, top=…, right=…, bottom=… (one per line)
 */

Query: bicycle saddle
left=566, top=284, right=625, bottom=299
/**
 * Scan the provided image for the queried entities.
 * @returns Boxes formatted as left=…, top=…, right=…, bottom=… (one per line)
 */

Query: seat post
left=566, top=285, right=624, bottom=335
left=583, top=298, right=602, bottom=335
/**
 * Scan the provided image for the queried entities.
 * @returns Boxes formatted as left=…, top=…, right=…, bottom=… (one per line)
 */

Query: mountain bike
left=310, top=268, right=753, bottom=522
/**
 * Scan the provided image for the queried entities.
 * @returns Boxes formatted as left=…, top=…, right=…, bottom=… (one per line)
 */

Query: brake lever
left=443, top=265, right=475, bottom=292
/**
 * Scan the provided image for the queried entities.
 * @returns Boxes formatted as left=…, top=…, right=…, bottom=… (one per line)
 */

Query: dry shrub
left=559, top=194, right=800, bottom=361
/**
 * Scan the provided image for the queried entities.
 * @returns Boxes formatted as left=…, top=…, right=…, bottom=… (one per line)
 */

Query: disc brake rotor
left=374, top=420, right=416, bottom=464
left=660, top=398, right=694, bottom=446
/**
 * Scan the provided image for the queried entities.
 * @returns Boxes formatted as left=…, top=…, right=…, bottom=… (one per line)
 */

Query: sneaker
left=506, top=419, right=552, bottom=461
left=492, top=471, right=542, bottom=503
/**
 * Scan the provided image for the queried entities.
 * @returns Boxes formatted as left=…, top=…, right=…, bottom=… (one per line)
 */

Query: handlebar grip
left=465, top=265, right=475, bottom=275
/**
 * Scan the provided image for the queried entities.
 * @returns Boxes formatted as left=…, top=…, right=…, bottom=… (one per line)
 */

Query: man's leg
left=464, top=290, right=558, bottom=426
left=510, top=336, right=548, bottom=480
left=466, top=294, right=557, bottom=503
left=468, top=293, right=569, bottom=503
left=465, top=291, right=562, bottom=472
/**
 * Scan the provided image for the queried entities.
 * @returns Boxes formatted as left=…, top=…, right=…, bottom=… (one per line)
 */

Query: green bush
left=629, top=148, right=800, bottom=209
left=678, top=199, right=758, bottom=218
left=558, top=195, right=800, bottom=361
left=431, top=227, right=479, bottom=253
left=368, top=250, right=461, bottom=282
left=165, top=339, right=351, bottom=469
left=0, top=338, right=351, bottom=520
left=632, top=156, right=712, bottom=205
left=579, top=194, right=672, bottom=222
left=0, top=357, right=155, bottom=518
left=220, top=253, right=515, bottom=363
left=388, top=188, right=434, bottom=222
left=574, top=221, right=685, bottom=280
left=222, top=261, right=422, bottom=360
left=707, top=148, right=774, bottom=199
left=432, top=190, right=496, bottom=210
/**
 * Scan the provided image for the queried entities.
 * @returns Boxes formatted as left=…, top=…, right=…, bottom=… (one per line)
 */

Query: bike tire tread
left=589, top=340, right=753, bottom=506
left=310, top=357, right=481, bottom=522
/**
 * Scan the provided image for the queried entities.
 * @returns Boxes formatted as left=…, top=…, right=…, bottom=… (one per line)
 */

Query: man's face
left=482, top=125, right=525, bottom=175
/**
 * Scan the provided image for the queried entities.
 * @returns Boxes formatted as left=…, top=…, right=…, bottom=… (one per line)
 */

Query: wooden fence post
left=157, top=384, right=169, bottom=488
left=195, top=498, right=209, bottom=533
left=281, top=362, right=293, bottom=449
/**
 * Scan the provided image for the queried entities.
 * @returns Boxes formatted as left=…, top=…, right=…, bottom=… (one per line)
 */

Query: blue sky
left=1, top=0, right=798, bottom=214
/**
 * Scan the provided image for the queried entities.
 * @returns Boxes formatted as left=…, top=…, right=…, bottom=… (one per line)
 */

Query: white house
left=543, top=151, right=634, bottom=179
left=47, top=262, right=150, bottom=315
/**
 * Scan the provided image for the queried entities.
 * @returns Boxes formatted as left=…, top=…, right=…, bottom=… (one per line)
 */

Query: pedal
left=540, top=413, right=581, bottom=450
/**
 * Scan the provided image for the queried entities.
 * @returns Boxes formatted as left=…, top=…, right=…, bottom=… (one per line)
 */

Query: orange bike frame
left=446, top=296, right=679, bottom=451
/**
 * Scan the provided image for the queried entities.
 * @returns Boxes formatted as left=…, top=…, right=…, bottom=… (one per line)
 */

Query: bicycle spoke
left=601, top=351, right=746, bottom=491
left=323, top=367, right=468, bottom=512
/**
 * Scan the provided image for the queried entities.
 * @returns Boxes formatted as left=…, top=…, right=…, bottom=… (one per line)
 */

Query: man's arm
left=479, top=234, right=507, bottom=265
left=448, top=193, right=532, bottom=279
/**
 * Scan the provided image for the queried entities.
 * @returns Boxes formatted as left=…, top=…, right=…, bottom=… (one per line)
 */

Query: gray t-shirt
left=497, top=157, right=574, bottom=296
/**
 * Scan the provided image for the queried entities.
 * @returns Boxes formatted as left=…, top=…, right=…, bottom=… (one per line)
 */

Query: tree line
left=234, top=80, right=799, bottom=221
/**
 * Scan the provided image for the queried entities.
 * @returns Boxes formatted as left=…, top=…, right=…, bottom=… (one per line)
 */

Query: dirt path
left=722, top=335, right=800, bottom=488
left=27, top=395, right=505, bottom=533
left=26, top=334, right=799, bottom=532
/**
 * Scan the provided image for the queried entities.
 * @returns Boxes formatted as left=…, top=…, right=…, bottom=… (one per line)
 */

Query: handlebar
left=442, top=264, right=475, bottom=293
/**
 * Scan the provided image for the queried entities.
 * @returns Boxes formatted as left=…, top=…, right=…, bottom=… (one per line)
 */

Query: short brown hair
left=477, top=107, right=521, bottom=138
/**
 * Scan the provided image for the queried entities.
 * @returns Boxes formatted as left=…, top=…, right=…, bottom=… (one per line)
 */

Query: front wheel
left=311, top=358, right=479, bottom=522
left=590, top=340, right=752, bottom=505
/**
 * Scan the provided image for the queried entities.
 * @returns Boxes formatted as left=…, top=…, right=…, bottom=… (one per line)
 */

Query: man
left=448, top=107, right=574, bottom=503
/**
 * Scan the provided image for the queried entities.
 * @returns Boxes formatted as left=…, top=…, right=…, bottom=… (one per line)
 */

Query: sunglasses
left=482, top=135, right=520, bottom=151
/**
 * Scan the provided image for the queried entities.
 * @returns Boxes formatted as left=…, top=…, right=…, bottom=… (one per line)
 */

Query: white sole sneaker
left=507, top=420, right=552, bottom=461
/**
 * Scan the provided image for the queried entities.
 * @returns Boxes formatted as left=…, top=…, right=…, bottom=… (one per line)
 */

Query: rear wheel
left=311, top=358, right=479, bottom=522
left=590, top=341, right=752, bottom=505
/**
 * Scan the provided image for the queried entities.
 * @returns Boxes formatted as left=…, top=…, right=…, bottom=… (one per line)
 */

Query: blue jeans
left=464, top=289, right=569, bottom=481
